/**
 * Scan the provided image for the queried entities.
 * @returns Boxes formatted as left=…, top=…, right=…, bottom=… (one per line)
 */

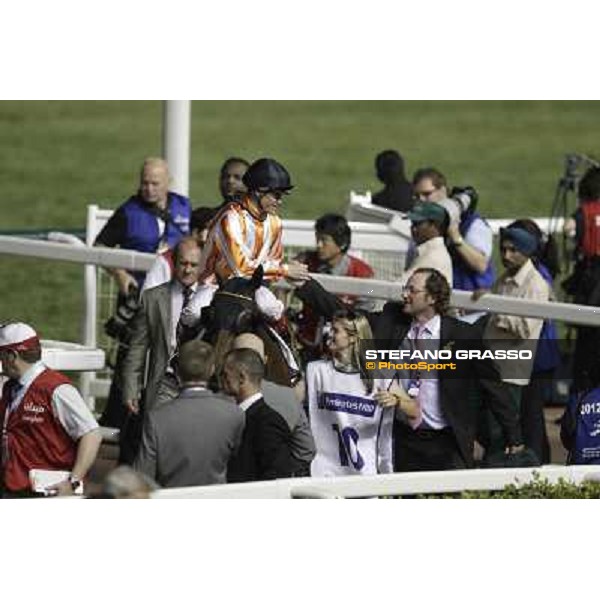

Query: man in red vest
left=0, top=323, right=102, bottom=497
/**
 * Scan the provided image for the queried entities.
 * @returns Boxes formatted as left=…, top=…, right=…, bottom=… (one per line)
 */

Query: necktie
left=8, top=381, right=23, bottom=410
left=176, top=286, right=194, bottom=346
left=409, top=324, right=425, bottom=427
left=2, top=382, right=22, bottom=465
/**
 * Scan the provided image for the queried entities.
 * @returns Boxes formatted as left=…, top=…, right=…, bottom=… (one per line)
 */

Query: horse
left=182, top=265, right=302, bottom=388
left=118, top=266, right=302, bottom=465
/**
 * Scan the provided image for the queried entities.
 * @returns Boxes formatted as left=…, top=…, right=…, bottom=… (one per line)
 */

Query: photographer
left=413, top=168, right=495, bottom=321
left=94, top=157, right=191, bottom=295
left=442, top=186, right=495, bottom=296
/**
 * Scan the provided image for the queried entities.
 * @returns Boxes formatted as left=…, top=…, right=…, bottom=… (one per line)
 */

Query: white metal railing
left=1, top=341, right=104, bottom=385
left=84, top=205, right=412, bottom=252
left=346, top=189, right=567, bottom=234
left=151, top=465, right=600, bottom=499
left=311, top=273, right=600, bottom=326
left=40, top=340, right=105, bottom=372
left=0, top=236, right=597, bottom=326
left=0, top=204, right=597, bottom=410
left=0, top=234, right=156, bottom=271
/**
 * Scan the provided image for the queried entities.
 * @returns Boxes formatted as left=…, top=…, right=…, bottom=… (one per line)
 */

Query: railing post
left=162, top=101, right=191, bottom=197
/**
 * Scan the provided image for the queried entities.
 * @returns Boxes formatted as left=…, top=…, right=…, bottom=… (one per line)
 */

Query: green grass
left=0, top=100, right=598, bottom=341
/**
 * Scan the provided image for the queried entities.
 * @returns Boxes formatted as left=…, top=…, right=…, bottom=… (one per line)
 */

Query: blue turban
left=500, top=226, right=539, bottom=257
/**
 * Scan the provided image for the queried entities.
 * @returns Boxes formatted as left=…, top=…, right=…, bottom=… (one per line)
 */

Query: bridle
left=213, top=290, right=254, bottom=305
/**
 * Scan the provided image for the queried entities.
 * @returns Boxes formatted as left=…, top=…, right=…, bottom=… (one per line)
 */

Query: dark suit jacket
left=297, top=280, right=522, bottom=467
left=227, top=397, right=296, bottom=483
left=134, top=387, right=245, bottom=488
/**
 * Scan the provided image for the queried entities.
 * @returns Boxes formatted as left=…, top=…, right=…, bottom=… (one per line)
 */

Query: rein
left=214, top=290, right=255, bottom=305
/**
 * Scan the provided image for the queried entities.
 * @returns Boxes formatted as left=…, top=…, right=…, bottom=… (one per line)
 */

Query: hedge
left=417, top=474, right=600, bottom=499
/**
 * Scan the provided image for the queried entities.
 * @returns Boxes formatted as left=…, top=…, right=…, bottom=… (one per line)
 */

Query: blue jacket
left=121, top=192, right=190, bottom=254
left=121, top=192, right=190, bottom=287
left=451, top=211, right=496, bottom=291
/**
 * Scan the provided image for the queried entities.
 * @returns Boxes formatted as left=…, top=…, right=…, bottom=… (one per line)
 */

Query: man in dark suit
left=133, top=340, right=244, bottom=488
left=232, top=333, right=315, bottom=475
left=222, top=348, right=297, bottom=482
left=296, top=268, right=524, bottom=471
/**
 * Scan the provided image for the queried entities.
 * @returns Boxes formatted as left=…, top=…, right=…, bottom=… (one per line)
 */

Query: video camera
left=561, top=153, right=600, bottom=191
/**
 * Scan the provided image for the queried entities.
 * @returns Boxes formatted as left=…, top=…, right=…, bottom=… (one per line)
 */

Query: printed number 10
left=332, top=424, right=364, bottom=470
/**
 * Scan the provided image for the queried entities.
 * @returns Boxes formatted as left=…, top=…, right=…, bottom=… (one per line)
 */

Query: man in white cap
left=0, top=322, right=102, bottom=497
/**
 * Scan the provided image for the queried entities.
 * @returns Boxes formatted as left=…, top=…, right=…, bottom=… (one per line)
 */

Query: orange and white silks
left=198, top=196, right=287, bottom=282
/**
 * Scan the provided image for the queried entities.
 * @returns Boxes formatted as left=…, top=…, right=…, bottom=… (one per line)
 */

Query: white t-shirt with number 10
left=307, top=360, right=394, bottom=477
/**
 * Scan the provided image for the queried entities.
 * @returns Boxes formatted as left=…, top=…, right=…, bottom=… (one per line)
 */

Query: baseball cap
left=405, top=202, right=448, bottom=224
left=0, top=322, right=40, bottom=353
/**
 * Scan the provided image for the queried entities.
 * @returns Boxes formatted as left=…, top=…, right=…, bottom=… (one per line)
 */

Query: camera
left=450, top=186, right=478, bottom=214
left=104, top=288, right=139, bottom=343
left=437, top=186, right=478, bottom=227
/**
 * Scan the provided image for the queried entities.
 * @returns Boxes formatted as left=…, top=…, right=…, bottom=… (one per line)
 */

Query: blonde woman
left=307, top=311, right=418, bottom=477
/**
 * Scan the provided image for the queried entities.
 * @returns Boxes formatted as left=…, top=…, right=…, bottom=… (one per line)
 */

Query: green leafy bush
left=417, top=474, right=600, bottom=499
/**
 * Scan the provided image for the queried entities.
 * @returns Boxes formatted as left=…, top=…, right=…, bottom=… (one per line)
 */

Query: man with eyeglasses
left=413, top=167, right=495, bottom=320
left=197, top=157, right=309, bottom=284
left=293, top=267, right=525, bottom=471
left=412, top=167, right=448, bottom=202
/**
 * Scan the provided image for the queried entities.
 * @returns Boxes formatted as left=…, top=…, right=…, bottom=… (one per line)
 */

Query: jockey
left=197, top=157, right=309, bottom=284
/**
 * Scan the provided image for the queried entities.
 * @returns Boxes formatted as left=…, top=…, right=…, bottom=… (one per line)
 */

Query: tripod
left=548, top=153, right=600, bottom=286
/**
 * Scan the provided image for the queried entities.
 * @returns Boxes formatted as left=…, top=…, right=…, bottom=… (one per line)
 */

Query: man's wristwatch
left=68, top=475, right=81, bottom=492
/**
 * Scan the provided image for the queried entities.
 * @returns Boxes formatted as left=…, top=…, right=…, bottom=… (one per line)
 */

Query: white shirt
left=239, top=392, right=263, bottom=412
left=401, top=314, right=448, bottom=430
left=464, top=216, right=493, bottom=258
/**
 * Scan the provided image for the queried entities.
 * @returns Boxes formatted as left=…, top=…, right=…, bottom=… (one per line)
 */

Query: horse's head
left=209, top=265, right=264, bottom=334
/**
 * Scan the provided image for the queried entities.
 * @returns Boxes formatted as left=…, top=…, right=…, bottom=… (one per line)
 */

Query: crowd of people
left=2, top=150, right=600, bottom=498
